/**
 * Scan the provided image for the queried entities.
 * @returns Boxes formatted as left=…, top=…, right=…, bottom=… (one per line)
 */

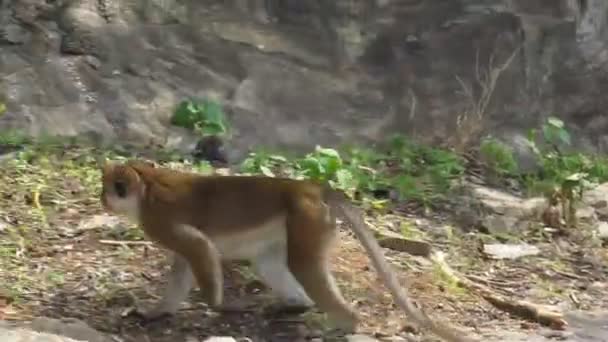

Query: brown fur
left=99, top=159, right=476, bottom=342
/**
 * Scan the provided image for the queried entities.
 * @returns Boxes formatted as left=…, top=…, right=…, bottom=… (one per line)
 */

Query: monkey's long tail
left=333, top=201, right=479, bottom=342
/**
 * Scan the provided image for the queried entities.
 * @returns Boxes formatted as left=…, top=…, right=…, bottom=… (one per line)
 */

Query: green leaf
left=565, top=172, right=586, bottom=182
left=297, top=157, right=321, bottom=177
left=547, top=117, right=564, bottom=128
left=334, top=168, right=357, bottom=191
left=187, top=101, right=201, bottom=115
left=259, top=165, right=275, bottom=177
left=197, top=121, right=226, bottom=136
left=202, top=100, right=224, bottom=125
left=171, top=101, right=196, bottom=129
left=541, top=125, right=555, bottom=143
left=558, top=129, right=571, bottom=146
left=315, top=146, right=340, bottom=159
left=319, top=155, right=341, bottom=176
left=526, top=128, right=537, bottom=143
left=170, top=98, right=229, bottom=137
left=269, top=155, right=288, bottom=163
left=0, top=102, right=5, bottom=116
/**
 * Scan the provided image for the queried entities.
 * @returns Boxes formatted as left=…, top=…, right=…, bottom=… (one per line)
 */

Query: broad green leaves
left=171, top=99, right=228, bottom=137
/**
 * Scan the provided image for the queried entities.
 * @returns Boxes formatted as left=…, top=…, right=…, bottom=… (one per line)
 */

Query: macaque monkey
left=99, top=159, right=476, bottom=342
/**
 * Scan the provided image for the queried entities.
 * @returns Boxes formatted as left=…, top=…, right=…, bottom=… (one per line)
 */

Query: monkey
left=98, top=159, right=477, bottom=342
left=542, top=187, right=563, bottom=230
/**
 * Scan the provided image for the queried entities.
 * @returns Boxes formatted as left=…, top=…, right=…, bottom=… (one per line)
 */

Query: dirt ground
left=1, top=147, right=607, bottom=341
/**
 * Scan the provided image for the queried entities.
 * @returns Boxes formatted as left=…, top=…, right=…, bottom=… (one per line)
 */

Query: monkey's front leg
left=136, top=224, right=224, bottom=322
left=136, top=252, right=195, bottom=321
left=171, top=225, right=224, bottom=308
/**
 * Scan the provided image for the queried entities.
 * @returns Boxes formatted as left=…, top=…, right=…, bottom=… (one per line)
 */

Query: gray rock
left=346, top=334, right=379, bottom=342
left=597, top=221, right=608, bottom=239
left=452, top=183, right=545, bottom=234
left=583, top=183, right=608, bottom=218
left=0, top=327, right=84, bottom=342
left=0, top=24, right=29, bottom=44
left=28, top=317, right=111, bottom=342
left=0, top=317, right=110, bottom=342
left=483, top=243, right=540, bottom=260
left=202, top=338, right=238, bottom=342
left=2, top=1, right=608, bottom=156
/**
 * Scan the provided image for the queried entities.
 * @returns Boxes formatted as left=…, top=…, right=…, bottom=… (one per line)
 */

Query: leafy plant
left=542, top=117, right=571, bottom=148
left=295, top=146, right=358, bottom=195
left=240, top=150, right=293, bottom=178
left=171, top=98, right=229, bottom=137
left=523, top=116, right=608, bottom=228
left=342, top=146, right=389, bottom=194
left=0, top=130, right=29, bottom=147
left=387, top=137, right=464, bottom=205
left=238, top=135, right=465, bottom=207
left=479, top=137, right=518, bottom=180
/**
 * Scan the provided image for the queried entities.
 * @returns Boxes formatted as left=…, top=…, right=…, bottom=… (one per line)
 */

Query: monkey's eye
left=114, top=181, right=128, bottom=198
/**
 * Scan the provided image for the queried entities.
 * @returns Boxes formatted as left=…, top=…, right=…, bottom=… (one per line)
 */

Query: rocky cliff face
left=1, top=0, right=607, bottom=160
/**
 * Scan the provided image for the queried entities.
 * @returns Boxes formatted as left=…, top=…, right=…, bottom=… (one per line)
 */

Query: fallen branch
left=430, top=252, right=568, bottom=330
left=99, top=240, right=153, bottom=246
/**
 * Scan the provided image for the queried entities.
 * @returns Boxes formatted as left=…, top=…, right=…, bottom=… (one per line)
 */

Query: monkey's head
left=99, top=161, right=151, bottom=220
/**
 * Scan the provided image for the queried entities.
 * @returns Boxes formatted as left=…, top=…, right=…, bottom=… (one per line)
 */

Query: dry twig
left=452, top=46, right=521, bottom=152
left=430, top=252, right=568, bottom=330
left=99, top=240, right=153, bottom=246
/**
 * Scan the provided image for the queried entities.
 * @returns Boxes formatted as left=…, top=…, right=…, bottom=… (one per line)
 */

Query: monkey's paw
left=262, top=302, right=313, bottom=317
left=126, top=306, right=174, bottom=323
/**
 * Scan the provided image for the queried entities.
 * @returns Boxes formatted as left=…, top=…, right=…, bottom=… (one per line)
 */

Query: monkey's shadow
left=38, top=264, right=332, bottom=342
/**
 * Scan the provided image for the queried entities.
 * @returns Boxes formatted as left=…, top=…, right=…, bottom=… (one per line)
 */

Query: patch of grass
left=0, top=129, right=30, bottom=147
left=239, top=135, right=465, bottom=208
left=399, top=221, right=425, bottom=240
left=533, top=275, right=566, bottom=300
left=430, top=262, right=468, bottom=297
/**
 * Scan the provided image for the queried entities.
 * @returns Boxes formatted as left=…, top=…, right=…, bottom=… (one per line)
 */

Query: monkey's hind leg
left=286, top=201, right=359, bottom=332
left=253, top=245, right=315, bottom=316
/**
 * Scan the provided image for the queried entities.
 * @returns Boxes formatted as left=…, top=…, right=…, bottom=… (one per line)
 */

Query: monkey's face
left=100, top=163, right=144, bottom=220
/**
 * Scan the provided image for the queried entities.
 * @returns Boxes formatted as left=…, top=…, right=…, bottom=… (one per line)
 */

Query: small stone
left=78, top=214, right=121, bottom=230
left=597, top=221, right=608, bottom=239
left=29, top=317, right=111, bottom=342
left=1, top=24, right=29, bottom=44
left=84, top=56, right=102, bottom=69
left=373, top=228, right=432, bottom=256
left=215, top=167, right=231, bottom=176
left=346, top=334, right=379, bottom=342
left=483, top=243, right=540, bottom=260
left=203, top=338, right=237, bottom=342
left=0, top=220, right=9, bottom=233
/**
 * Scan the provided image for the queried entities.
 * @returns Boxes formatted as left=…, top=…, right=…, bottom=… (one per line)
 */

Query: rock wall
left=1, top=0, right=608, bottom=159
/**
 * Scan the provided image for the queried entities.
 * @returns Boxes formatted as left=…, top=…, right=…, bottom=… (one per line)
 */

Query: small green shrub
left=295, top=146, right=357, bottom=195
left=171, top=98, right=229, bottom=137
left=384, top=135, right=465, bottom=204
left=0, top=130, right=29, bottom=147
left=240, top=150, right=293, bottom=177
left=238, top=135, right=465, bottom=207
left=523, top=116, right=608, bottom=199
left=479, top=137, right=518, bottom=177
